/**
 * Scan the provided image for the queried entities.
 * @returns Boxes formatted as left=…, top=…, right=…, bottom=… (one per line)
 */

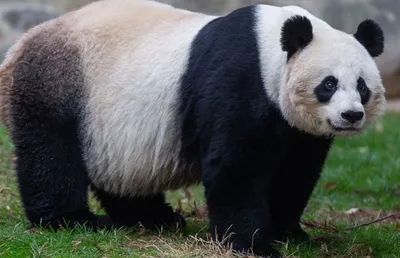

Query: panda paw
left=74, top=214, right=114, bottom=231
left=147, top=211, right=187, bottom=232
left=28, top=212, right=114, bottom=231
left=165, top=211, right=187, bottom=230
left=64, top=215, right=114, bottom=231
left=274, top=226, right=310, bottom=243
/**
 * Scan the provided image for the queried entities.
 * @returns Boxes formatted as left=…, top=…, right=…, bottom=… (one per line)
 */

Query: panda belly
left=80, top=49, right=202, bottom=197
left=82, top=89, right=200, bottom=197
left=73, top=10, right=217, bottom=197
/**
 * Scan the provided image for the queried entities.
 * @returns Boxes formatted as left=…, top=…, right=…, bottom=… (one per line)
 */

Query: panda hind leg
left=91, top=186, right=186, bottom=231
left=11, top=120, right=112, bottom=231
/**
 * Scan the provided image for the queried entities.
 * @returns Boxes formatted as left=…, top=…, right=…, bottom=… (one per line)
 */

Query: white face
left=279, top=34, right=386, bottom=137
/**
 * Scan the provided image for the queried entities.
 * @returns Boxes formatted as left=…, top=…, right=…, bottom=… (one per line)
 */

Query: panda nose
left=341, top=111, right=364, bottom=123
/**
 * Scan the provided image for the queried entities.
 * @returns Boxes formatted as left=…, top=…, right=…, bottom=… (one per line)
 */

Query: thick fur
left=0, top=21, right=108, bottom=229
left=0, top=0, right=210, bottom=231
left=179, top=8, right=333, bottom=256
left=280, top=15, right=313, bottom=61
left=0, top=0, right=385, bottom=257
left=354, top=19, right=384, bottom=57
left=72, top=0, right=216, bottom=197
left=256, top=5, right=386, bottom=137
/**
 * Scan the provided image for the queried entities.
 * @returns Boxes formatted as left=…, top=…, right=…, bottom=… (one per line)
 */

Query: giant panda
left=0, top=0, right=386, bottom=257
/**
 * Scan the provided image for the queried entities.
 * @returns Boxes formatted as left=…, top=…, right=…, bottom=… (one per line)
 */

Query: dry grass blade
left=142, top=234, right=247, bottom=258
left=343, top=214, right=398, bottom=231
left=300, top=219, right=339, bottom=233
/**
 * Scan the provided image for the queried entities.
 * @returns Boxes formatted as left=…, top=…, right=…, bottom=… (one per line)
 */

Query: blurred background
left=0, top=0, right=398, bottom=99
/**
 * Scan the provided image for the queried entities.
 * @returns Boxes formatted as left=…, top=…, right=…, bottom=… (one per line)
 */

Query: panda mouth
left=327, top=119, right=360, bottom=132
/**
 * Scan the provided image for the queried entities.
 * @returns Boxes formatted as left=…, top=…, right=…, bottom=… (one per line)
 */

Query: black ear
left=354, top=19, right=384, bottom=57
left=280, top=15, right=313, bottom=61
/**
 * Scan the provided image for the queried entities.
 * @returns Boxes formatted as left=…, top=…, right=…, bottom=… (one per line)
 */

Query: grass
left=0, top=112, right=399, bottom=257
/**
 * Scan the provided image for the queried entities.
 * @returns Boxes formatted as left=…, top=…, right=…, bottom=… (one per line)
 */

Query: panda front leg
left=268, top=136, right=333, bottom=243
left=11, top=120, right=111, bottom=231
left=91, top=186, right=186, bottom=231
left=202, top=147, right=281, bottom=257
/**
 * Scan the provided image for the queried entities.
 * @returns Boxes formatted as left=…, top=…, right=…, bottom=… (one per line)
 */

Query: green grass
left=0, top=112, right=399, bottom=257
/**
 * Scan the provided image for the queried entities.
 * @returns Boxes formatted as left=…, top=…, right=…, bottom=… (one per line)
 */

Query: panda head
left=279, top=15, right=386, bottom=137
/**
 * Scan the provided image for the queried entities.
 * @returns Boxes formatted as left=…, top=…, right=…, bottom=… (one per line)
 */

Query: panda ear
left=354, top=19, right=384, bottom=57
left=280, top=15, right=313, bottom=61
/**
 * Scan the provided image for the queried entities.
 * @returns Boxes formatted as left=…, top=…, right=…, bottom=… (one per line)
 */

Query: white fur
left=253, top=5, right=288, bottom=105
left=49, top=0, right=384, bottom=197
left=255, top=5, right=386, bottom=137
left=73, top=0, right=217, bottom=197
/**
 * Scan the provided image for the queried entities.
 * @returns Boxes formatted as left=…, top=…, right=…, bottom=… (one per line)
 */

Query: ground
left=0, top=111, right=399, bottom=257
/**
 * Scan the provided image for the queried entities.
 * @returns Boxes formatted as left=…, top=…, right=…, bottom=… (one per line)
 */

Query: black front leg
left=269, top=133, right=333, bottom=243
left=202, top=145, right=281, bottom=257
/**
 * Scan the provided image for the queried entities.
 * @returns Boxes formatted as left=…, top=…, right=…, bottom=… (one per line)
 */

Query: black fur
left=357, top=77, right=371, bottom=105
left=354, top=19, right=384, bottom=57
left=179, top=6, right=332, bottom=257
left=6, top=5, right=335, bottom=258
left=314, top=76, right=338, bottom=103
left=7, top=27, right=182, bottom=231
left=7, top=28, right=109, bottom=230
left=91, top=186, right=186, bottom=231
left=280, top=15, right=313, bottom=61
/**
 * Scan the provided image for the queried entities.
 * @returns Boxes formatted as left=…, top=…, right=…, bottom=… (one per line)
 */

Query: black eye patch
left=357, top=77, right=371, bottom=105
left=314, top=75, right=338, bottom=103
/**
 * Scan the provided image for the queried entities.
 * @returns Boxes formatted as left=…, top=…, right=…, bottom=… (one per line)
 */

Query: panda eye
left=315, top=76, right=338, bottom=103
left=357, top=77, right=370, bottom=95
left=324, top=79, right=336, bottom=91
left=358, top=82, right=367, bottom=93
left=357, top=77, right=371, bottom=105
